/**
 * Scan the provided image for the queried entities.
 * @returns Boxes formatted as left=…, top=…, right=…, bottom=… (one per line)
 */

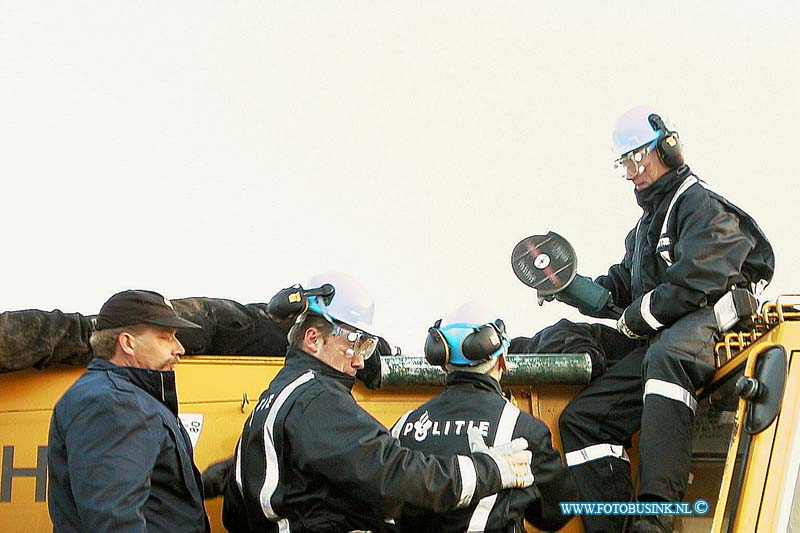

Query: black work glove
left=201, top=456, right=235, bottom=499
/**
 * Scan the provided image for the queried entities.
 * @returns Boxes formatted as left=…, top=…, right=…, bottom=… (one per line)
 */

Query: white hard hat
left=306, top=271, right=375, bottom=333
left=612, top=105, right=674, bottom=157
left=441, top=301, right=497, bottom=328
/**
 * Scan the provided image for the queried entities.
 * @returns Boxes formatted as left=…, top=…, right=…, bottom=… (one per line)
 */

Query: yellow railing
left=714, top=295, right=800, bottom=367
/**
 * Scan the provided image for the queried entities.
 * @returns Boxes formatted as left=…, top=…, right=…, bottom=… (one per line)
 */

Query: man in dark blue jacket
left=47, top=289, right=211, bottom=532
left=391, top=302, right=578, bottom=532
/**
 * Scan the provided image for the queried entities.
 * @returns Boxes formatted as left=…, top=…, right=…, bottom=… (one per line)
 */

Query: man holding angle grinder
left=512, top=106, right=774, bottom=532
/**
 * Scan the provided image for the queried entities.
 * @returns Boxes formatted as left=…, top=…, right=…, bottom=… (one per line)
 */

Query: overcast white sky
left=1, top=2, right=798, bottom=353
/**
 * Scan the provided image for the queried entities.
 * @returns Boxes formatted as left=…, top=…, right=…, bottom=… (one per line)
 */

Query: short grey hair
left=287, top=314, right=334, bottom=349
left=445, top=357, right=498, bottom=375
left=89, top=324, right=147, bottom=360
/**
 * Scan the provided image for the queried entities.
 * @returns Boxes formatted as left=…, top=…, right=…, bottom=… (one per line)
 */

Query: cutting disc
left=510, top=231, right=577, bottom=297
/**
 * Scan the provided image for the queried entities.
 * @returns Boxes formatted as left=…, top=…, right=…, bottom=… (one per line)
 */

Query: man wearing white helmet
left=390, top=302, right=578, bottom=532
left=553, top=107, right=774, bottom=532
left=222, top=273, right=537, bottom=533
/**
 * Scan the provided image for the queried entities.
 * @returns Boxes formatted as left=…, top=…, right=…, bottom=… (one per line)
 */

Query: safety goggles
left=332, top=323, right=379, bottom=360
left=613, top=141, right=655, bottom=179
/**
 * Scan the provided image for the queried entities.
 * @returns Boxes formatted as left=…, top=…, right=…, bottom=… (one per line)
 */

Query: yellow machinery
left=0, top=353, right=585, bottom=532
left=1, top=296, right=800, bottom=532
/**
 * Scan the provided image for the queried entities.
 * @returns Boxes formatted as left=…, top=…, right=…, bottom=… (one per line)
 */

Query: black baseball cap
left=94, top=290, right=201, bottom=331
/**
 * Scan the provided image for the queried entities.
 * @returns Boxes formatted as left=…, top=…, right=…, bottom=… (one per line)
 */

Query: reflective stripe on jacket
left=596, top=166, right=774, bottom=337
left=392, top=372, right=577, bottom=532
left=223, top=348, right=508, bottom=533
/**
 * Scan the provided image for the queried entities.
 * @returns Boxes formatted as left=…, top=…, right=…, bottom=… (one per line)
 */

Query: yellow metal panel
left=0, top=358, right=464, bottom=532
left=734, top=411, right=779, bottom=531
left=732, top=328, right=793, bottom=532
left=755, top=349, right=800, bottom=531
left=711, top=323, right=800, bottom=532
left=0, top=367, right=82, bottom=412
left=756, top=323, right=800, bottom=531
left=0, top=411, right=52, bottom=531
left=0, top=355, right=588, bottom=532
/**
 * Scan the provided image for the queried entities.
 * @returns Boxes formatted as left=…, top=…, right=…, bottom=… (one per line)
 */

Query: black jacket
left=391, top=372, right=578, bottom=532
left=223, top=348, right=508, bottom=533
left=596, top=166, right=774, bottom=337
left=47, top=359, right=209, bottom=533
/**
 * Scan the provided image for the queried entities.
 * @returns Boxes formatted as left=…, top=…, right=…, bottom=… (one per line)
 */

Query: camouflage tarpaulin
left=0, top=297, right=293, bottom=373
left=0, top=309, right=93, bottom=372
left=0, top=297, right=385, bottom=388
left=509, top=318, right=644, bottom=380
left=170, top=298, right=291, bottom=356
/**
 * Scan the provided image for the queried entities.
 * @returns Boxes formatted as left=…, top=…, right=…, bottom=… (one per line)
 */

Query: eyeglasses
left=613, top=141, right=655, bottom=179
left=332, top=323, right=379, bottom=360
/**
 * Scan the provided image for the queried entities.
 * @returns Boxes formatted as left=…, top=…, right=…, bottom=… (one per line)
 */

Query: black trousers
left=558, top=308, right=718, bottom=532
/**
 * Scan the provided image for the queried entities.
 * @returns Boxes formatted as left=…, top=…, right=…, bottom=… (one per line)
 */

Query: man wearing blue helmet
left=222, top=274, right=537, bottom=533
left=553, top=107, right=775, bottom=532
left=391, top=303, right=578, bottom=532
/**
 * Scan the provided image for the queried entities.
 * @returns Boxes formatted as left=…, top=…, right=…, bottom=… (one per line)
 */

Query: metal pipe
left=379, top=353, right=592, bottom=388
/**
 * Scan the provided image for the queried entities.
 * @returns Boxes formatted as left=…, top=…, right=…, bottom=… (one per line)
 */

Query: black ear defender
left=462, top=319, right=506, bottom=362
left=424, top=319, right=450, bottom=366
left=648, top=113, right=685, bottom=168
left=424, top=318, right=507, bottom=367
left=267, top=283, right=335, bottom=321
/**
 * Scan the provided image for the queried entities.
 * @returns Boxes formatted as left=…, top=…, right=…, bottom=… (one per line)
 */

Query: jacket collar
left=446, top=371, right=503, bottom=396
left=88, top=358, right=180, bottom=415
left=284, top=347, right=357, bottom=390
left=634, top=165, right=692, bottom=209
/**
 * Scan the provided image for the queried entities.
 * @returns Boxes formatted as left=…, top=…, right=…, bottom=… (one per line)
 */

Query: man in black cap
left=47, top=290, right=211, bottom=533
